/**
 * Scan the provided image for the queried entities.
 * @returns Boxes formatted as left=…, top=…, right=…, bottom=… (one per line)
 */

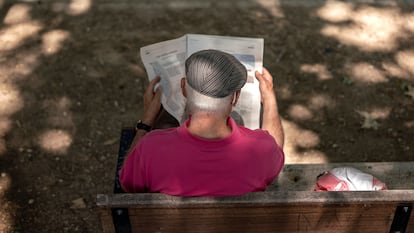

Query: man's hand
left=255, top=67, right=276, bottom=105
left=123, top=77, right=162, bottom=168
left=255, top=68, right=284, bottom=149
left=142, top=76, right=162, bottom=126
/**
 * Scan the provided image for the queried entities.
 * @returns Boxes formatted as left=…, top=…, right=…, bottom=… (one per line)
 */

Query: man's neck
left=187, top=114, right=232, bottom=140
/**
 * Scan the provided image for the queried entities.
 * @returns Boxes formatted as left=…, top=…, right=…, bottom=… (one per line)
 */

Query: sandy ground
left=0, top=0, right=413, bottom=232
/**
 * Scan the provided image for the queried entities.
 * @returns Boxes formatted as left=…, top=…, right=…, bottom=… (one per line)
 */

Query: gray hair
left=185, top=50, right=247, bottom=98
left=184, top=49, right=247, bottom=118
left=185, top=82, right=233, bottom=118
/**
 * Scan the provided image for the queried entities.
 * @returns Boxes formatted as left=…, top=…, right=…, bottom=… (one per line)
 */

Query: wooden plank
left=409, top=209, right=414, bottom=233
left=124, top=204, right=399, bottom=233
left=97, top=190, right=414, bottom=208
left=96, top=191, right=414, bottom=233
left=271, top=162, right=414, bottom=191
left=98, top=208, right=115, bottom=233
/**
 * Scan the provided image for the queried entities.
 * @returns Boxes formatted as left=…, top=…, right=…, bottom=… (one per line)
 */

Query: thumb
left=255, top=70, right=264, bottom=82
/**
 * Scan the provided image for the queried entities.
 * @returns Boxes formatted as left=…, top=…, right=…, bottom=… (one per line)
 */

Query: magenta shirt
left=119, top=117, right=284, bottom=197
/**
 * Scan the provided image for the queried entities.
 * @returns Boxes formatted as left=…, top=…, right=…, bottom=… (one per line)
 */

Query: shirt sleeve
left=119, top=143, right=148, bottom=193
left=263, top=133, right=285, bottom=186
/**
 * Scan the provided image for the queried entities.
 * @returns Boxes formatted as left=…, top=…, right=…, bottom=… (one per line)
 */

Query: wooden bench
left=97, top=128, right=414, bottom=233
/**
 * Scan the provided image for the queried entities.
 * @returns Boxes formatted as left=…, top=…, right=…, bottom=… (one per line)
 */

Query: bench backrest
left=97, top=129, right=414, bottom=233
left=97, top=190, right=414, bottom=233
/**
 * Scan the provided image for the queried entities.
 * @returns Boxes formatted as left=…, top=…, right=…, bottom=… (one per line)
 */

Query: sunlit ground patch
left=395, top=50, right=414, bottom=76
left=67, top=0, right=92, bottom=15
left=38, top=129, right=73, bottom=154
left=404, top=121, right=414, bottom=128
left=319, top=4, right=406, bottom=52
left=300, top=64, right=332, bottom=81
left=282, top=119, right=326, bottom=163
left=0, top=21, right=43, bottom=52
left=316, top=1, right=353, bottom=23
left=0, top=83, right=23, bottom=117
left=255, top=0, right=284, bottom=18
left=404, top=13, right=414, bottom=33
left=3, top=3, right=32, bottom=25
left=308, top=94, right=335, bottom=110
left=288, top=104, right=313, bottom=121
left=346, top=62, right=388, bottom=84
left=42, top=30, right=71, bottom=55
left=382, top=62, right=411, bottom=79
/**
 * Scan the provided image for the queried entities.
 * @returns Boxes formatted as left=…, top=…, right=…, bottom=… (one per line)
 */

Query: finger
left=261, top=67, right=272, bottom=82
left=146, top=76, right=161, bottom=95
left=255, top=70, right=264, bottom=82
left=154, top=86, right=162, bottom=100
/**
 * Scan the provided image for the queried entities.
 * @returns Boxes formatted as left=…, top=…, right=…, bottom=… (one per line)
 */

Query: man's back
left=120, top=117, right=284, bottom=196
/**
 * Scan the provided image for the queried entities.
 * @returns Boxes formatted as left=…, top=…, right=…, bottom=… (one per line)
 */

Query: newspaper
left=140, top=34, right=264, bottom=129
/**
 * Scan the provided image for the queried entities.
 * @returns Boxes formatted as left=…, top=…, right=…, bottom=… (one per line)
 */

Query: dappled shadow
left=0, top=0, right=413, bottom=232
left=269, top=0, right=414, bottom=163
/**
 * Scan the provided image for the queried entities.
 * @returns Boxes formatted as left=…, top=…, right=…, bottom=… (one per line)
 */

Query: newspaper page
left=140, top=34, right=264, bottom=129
left=140, top=35, right=187, bottom=123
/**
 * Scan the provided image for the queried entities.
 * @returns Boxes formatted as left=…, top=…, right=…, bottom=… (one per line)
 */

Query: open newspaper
left=140, top=34, right=263, bottom=129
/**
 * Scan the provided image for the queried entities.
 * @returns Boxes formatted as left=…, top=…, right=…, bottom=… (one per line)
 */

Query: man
left=120, top=49, right=284, bottom=196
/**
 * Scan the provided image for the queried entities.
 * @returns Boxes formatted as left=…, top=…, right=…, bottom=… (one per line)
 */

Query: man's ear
left=232, top=90, right=241, bottom=106
left=181, top=78, right=187, bottom=97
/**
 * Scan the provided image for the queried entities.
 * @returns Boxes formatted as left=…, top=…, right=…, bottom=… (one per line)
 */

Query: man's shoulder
left=237, top=126, right=280, bottom=148
left=137, top=128, right=180, bottom=147
left=237, top=126, right=271, bottom=137
left=146, top=127, right=178, bottom=138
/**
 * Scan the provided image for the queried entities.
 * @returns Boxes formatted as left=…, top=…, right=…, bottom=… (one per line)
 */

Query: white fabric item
left=315, top=167, right=387, bottom=191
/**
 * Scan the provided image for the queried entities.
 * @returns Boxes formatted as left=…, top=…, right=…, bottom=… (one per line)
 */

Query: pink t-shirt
left=119, top=117, right=284, bottom=196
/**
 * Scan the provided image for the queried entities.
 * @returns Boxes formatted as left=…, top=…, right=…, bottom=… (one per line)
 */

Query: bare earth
left=0, top=0, right=413, bottom=232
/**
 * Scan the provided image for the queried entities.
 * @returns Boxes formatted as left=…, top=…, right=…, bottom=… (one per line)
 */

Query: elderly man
left=120, top=49, right=284, bottom=196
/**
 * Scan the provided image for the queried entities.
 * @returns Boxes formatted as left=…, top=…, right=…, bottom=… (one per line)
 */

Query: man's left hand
left=141, top=76, right=162, bottom=126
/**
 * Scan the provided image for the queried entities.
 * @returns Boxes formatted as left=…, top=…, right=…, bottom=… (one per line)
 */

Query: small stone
left=1, top=172, right=6, bottom=178
left=28, top=199, right=35, bottom=205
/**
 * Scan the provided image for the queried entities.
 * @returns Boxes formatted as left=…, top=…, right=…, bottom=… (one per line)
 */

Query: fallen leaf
left=356, top=111, right=380, bottom=130
left=405, top=85, right=414, bottom=100
left=70, top=198, right=86, bottom=209
left=103, top=138, right=118, bottom=145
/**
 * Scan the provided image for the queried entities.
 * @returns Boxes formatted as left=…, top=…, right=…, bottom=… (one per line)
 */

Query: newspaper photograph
left=140, top=34, right=264, bottom=129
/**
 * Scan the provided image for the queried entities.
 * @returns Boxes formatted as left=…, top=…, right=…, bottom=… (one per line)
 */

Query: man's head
left=183, top=50, right=247, bottom=118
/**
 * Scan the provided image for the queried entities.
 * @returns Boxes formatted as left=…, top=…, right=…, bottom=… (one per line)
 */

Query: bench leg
left=390, top=204, right=412, bottom=233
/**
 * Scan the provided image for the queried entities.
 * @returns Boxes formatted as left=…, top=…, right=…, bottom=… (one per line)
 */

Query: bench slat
left=272, top=162, right=414, bottom=191
left=97, top=190, right=414, bottom=207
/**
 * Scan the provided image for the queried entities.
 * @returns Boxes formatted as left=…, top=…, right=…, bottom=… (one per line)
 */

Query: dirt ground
left=0, top=0, right=413, bottom=232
